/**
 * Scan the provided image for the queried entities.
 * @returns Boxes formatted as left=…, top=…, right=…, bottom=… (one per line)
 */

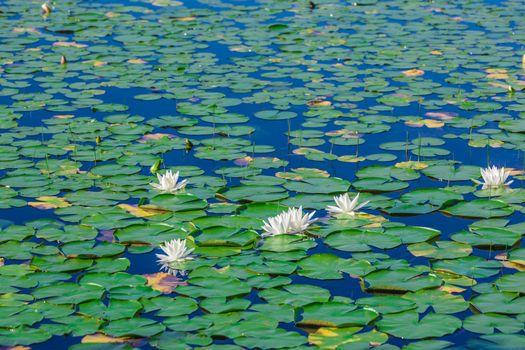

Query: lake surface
left=1, top=0, right=525, bottom=349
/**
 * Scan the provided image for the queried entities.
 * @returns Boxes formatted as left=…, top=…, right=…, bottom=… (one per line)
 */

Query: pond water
left=1, top=0, right=525, bottom=349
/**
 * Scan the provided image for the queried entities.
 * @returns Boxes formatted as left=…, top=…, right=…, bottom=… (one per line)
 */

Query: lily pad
left=377, top=311, right=461, bottom=339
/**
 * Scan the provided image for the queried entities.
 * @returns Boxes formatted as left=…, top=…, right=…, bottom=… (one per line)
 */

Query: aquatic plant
left=150, top=170, right=188, bottom=193
left=261, top=206, right=316, bottom=237
left=477, top=165, right=513, bottom=189
left=3, top=0, right=525, bottom=348
left=326, top=192, right=369, bottom=216
left=156, top=239, right=194, bottom=274
left=41, top=1, right=53, bottom=15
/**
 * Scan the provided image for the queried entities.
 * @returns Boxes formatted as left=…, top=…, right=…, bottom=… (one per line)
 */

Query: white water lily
left=261, top=206, right=316, bottom=237
left=156, top=239, right=194, bottom=273
left=41, top=2, right=53, bottom=15
left=326, top=193, right=369, bottom=216
left=150, top=170, right=187, bottom=193
left=479, top=165, right=513, bottom=190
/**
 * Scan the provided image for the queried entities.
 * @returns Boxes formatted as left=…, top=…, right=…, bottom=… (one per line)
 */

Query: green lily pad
left=309, top=327, right=388, bottom=349
left=442, top=199, right=514, bottom=219
left=432, top=256, right=502, bottom=278
left=408, top=241, right=472, bottom=259
left=104, top=317, right=165, bottom=337
left=451, top=227, right=520, bottom=248
left=259, top=284, right=330, bottom=307
left=298, top=302, right=378, bottom=327
left=402, top=289, right=468, bottom=314
left=471, top=292, right=525, bottom=314
left=355, top=296, right=416, bottom=314
left=325, top=229, right=402, bottom=252
left=463, top=313, right=523, bottom=334
left=364, top=268, right=442, bottom=292
left=377, top=311, right=461, bottom=339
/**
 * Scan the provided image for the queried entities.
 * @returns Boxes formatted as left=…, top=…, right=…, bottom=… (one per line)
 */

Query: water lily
left=326, top=192, right=369, bottom=216
left=150, top=170, right=187, bottom=193
left=478, top=165, right=513, bottom=189
left=156, top=239, right=194, bottom=274
left=41, top=2, right=53, bottom=15
left=261, top=206, right=316, bottom=237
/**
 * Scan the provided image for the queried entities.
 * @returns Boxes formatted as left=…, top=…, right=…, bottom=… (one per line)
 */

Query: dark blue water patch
left=482, top=0, right=510, bottom=6
left=126, top=249, right=159, bottom=275
left=395, top=212, right=472, bottom=239
left=30, top=334, right=83, bottom=350
left=1, top=206, right=57, bottom=225
left=204, top=41, right=257, bottom=66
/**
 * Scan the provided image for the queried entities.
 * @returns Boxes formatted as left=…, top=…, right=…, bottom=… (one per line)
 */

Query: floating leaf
left=377, top=311, right=461, bottom=339
left=308, top=327, right=388, bottom=349
left=364, top=268, right=442, bottom=292
left=298, top=302, right=378, bottom=327
left=28, top=196, right=71, bottom=209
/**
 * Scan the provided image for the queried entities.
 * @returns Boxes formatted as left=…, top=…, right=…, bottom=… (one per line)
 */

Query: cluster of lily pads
left=2, top=0, right=525, bottom=348
left=155, top=165, right=513, bottom=274
left=154, top=169, right=372, bottom=273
